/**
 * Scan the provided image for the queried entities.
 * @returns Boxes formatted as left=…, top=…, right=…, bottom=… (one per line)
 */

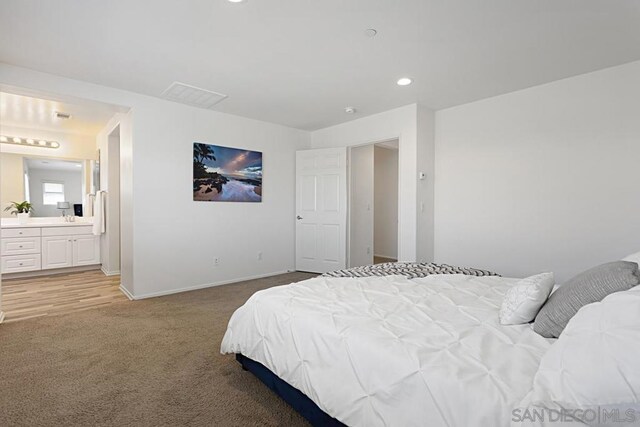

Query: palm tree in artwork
left=194, top=143, right=216, bottom=164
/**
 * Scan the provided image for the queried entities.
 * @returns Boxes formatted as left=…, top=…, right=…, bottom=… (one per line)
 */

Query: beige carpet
left=0, top=272, right=317, bottom=426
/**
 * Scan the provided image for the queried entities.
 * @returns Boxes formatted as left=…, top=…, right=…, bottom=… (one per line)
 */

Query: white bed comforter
left=221, top=274, right=553, bottom=427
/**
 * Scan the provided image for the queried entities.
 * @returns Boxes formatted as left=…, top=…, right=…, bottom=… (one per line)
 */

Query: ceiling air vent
left=54, top=111, right=72, bottom=119
left=161, top=82, right=228, bottom=109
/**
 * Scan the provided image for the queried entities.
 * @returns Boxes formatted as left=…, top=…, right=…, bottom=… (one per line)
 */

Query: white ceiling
left=26, top=157, right=83, bottom=172
left=0, top=92, right=118, bottom=136
left=1, top=0, right=639, bottom=130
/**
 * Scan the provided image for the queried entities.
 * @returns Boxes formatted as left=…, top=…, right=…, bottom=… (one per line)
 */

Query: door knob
left=296, top=215, right=303, bottom=220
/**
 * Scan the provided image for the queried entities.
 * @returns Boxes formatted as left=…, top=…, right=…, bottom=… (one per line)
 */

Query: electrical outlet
left=214, top=257, right=220, bottom=267
left=257, top=251, right=263, bottom=261
left=366, top=246, right=371, bottom=255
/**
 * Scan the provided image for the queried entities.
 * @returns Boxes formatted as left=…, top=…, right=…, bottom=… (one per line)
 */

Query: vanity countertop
left=1, top=217, right=94, bottom=229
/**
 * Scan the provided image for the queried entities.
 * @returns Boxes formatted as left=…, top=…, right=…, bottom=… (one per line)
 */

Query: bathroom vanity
left=1, top=218, right=100, bottom=275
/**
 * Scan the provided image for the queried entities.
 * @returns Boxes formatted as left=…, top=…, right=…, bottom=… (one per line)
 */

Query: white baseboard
left=101, top=267, right=121, bottom=276
left=126, top=270, right=291, bottom=300
left=0, top=311, right=5, bottom=324
left=2, top=264, right=100, bottom=280
left=119, top=284, right=134, bottom=301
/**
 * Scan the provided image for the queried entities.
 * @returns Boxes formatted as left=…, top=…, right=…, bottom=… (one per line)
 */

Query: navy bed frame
left=236, top=354, right=346, bottom=426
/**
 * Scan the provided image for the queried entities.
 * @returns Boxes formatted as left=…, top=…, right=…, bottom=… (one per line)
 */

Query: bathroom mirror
left=0, top=153, right=97, bottom=218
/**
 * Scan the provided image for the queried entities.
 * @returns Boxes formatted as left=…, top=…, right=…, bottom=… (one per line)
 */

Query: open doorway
left=101, top=125, right=121, bottom=276
left=0, top=89, right=129, bottom=323
left=348, top=139, right=399, bottom=267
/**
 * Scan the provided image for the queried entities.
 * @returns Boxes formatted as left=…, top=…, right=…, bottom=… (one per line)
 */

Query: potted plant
left=4, top=201, right=33, bottom=224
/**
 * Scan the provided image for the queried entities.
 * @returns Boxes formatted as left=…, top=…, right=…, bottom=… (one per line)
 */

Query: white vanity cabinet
left=41, top=235, right=74, bottom=269
left=1, top=224, right=100, bottom=274
left=1, top=228, right=43, bottom=274
left=73, top=234, right=101, bottom=266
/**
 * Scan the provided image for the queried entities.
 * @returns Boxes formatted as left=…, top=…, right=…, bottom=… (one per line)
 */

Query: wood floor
left=374, top=256, right=397, bottom=264
left=1, top=270, right=128, bottom=323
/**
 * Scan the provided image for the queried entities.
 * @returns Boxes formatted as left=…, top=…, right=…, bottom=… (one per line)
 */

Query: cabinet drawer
left=1, top=254, right=42, bottom=274
left=1, top=237, right=41, bottom=256
left=2, top=228, right=41, bottom=238
left=41, top=226, right=93, bottom=237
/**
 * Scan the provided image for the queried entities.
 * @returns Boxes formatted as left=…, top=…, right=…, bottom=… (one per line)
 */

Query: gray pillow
left=533, top=261, right=640, bottom=338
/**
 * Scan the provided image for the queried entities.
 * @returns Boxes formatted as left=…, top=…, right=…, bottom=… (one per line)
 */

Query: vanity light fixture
left=0, top=135, right=60, bottom=149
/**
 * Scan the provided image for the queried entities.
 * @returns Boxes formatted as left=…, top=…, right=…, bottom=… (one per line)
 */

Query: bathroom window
left=42, top=182, right=65, bottom=205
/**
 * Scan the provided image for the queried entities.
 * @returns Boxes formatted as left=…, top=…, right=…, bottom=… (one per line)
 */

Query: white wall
left=311, top=104, right=436, bottom=262
left=349, top=144, right=374, bottom=267
left=374, top=146, right=398, bottom=259
left=311, top=104, right=436, bottom=263
left=0, top=63, right=309, bottom=299
left=434, top=60, right=640, bottom=282
left=28, top=168, right=83, bottom=217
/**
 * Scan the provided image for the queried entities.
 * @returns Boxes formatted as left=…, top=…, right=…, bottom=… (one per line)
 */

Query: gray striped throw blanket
left=322, top=262, right=499, bottom=279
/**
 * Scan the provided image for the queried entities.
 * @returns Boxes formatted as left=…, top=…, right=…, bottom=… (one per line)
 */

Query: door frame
left=346, top=137, right=401, bottom=268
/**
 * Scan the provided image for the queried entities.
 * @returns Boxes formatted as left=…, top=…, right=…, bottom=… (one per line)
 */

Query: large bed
left=221, top=272, right=554, bottom=426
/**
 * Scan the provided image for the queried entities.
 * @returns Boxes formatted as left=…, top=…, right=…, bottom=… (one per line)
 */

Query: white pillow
left=499, top=273, right=555, bottom=325
left=623, top=251, right=640, bottom=266
left=529, top=285, right=640, bottom=409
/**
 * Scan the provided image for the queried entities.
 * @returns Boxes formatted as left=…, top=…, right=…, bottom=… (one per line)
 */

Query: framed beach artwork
left=193, top=142, right=262, bottom=202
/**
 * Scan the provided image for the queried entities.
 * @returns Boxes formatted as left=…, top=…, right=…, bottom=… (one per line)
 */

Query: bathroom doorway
left=348, top=139, right=399, bottom=267
left=0, top=88, right=130, bottom=323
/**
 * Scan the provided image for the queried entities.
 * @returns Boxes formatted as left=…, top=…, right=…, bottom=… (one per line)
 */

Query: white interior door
left=296, top=148, right=347, bottom=273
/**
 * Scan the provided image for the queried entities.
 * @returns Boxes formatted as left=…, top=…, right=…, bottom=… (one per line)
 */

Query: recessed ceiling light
left=345, top=107, right=356, bottom=114
left=227, top=0, right=246, bottom=3
left=397, top=77, right=413, bottom=86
